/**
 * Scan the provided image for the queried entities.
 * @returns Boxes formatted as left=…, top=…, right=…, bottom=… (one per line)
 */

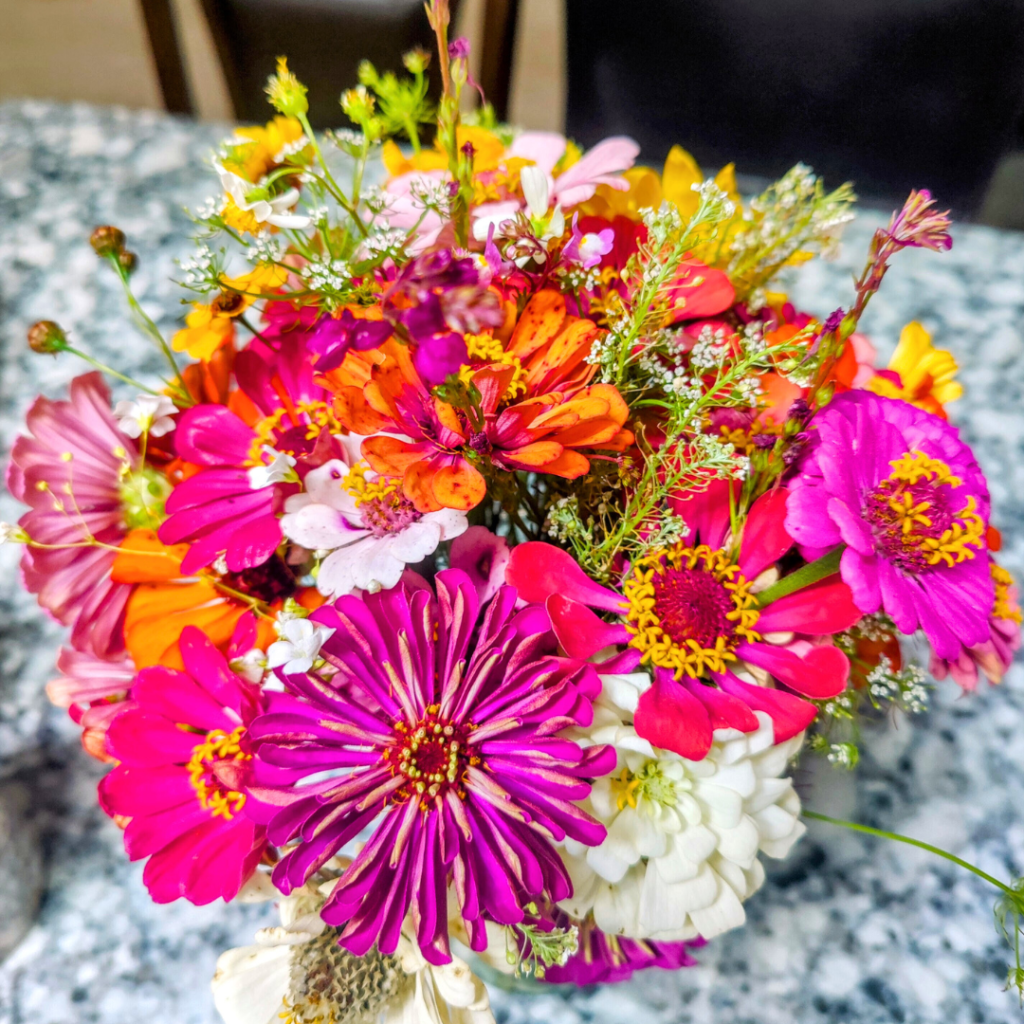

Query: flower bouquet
left=7, top=2, right=1024, bottom=1018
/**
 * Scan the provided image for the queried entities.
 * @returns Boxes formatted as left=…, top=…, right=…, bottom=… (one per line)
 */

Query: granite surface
left=2, top=99, right=1024, bottom=1024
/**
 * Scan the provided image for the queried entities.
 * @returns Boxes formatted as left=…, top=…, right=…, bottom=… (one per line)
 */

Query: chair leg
left=138, top=0, right=194, bottom=115
left=478, top=0, right=521, bottom=121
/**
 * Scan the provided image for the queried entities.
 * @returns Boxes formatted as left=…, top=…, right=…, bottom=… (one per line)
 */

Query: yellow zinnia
left=867, top=321, right=962, bottom=417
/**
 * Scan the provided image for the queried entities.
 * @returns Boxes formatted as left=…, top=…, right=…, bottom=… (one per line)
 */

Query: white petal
left=688, top=875, right=747, bottom=939
left=211, top=944, right=291, bottom=1024
left=281, top=503, right=364, bottom=550
left=520, top=165, right=550, bottom=219
left=388, top=519, right=442, bottom=564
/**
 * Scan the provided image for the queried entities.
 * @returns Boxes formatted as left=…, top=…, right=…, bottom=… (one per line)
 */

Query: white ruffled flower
left=113, top=394, right=177, bottom=439
left=266, top=618, right=335, bottom=676
left=560, top=672, right=806, bottom=942
left=212, top=883, right=493, bottom=1024
left=281, top=457, right=467, bottom=598
left=216, top=162, right=311, bottom=230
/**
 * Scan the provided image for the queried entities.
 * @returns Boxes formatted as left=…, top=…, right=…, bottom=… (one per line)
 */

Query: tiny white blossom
left=247, top=447, right=297, bottom=489
left=266, top=618, right=336, bottom=675
left=114, top=395, right=177, bottom=439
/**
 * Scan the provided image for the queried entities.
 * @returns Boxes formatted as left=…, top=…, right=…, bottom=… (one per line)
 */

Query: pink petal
left=737, top=641, right=849, bottom=699
left=449, top=526, right=510, bottom=604
left=680, top=677, right=759, bottom=733
left=739, top=488, right=793, bottom=579
left=634, top=671, right=713, bottom=760
left=546, top=594, right=631, bottom=659
left=756, top=577, right=862, bottom=635
left=714, top=671, right=818, bottom=742
left=506, top=542, right=625, bottom=612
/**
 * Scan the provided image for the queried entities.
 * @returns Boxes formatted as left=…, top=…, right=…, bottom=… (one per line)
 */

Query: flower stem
left=60, top=344, right=164, bottom=396
left=755, top=545, right=844, bottom=607
left=802, top=810, right=1013, bottom=896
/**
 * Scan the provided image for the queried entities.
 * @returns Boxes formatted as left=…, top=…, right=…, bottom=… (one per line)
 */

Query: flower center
left=186, top=725, right=250, bottom=820
left=383, top=706, right=477, bottom=808
left=609, top=762, right=683, bottom=811
left=862, top=452, right=985, bottom=574
left=343, top=464, right=421, bottom=538
left=118, top=465, right=171, bottom=529
left=246, top=400, right=341, bottom=465
left=283, top=929, right=403, bottom=1024
left=221, top=553, right=298, bottom=604
left=623, top=543, right=762, bottom=679
left=458, top=332, right=527, bottom=401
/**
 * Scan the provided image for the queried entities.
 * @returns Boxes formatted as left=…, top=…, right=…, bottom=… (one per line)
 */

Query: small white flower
left=228, top=648, right=267, bottom=685
left=247, top=447, right=297, bottom=489
left=266, top=618, right=335, bottom=676
left=215, top=162, right=311, bottom=230
left=114, top=395, right=177, bottom=439
left=212, top=883, right=493, bottom=1024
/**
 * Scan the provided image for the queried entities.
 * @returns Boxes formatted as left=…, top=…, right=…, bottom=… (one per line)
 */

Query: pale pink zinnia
left=6, top=372, right=137, bottom=657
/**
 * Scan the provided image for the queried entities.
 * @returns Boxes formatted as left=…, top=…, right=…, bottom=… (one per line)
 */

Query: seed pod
left=90, top=225, right=126, bottom=257
left=27, top=320, right=67, bottom=354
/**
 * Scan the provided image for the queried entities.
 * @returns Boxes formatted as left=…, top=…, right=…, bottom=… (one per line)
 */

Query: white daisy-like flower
left=281, top=457, right=467, bottom=598
left=266, top=618, right=335, bottom=676
left=113, top=394, right=177, bottom=439
left=212, top=882, right=493, bottom=1024
left=215, top=162, right=311, bottom=230
left=560, top=672, right=806, bottom=942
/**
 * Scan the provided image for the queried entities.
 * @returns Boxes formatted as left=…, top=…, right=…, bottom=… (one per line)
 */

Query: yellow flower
left=867, top=322, right=962, bottom=417
left=382, top=125, right=508, bottom=178
left=173, top=265, right=288, bottom=361
left=223, top=116, right=307, bottom=185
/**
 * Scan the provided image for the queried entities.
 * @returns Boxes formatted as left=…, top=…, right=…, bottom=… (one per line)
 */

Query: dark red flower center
left=383, top=706, right=477, bottom=808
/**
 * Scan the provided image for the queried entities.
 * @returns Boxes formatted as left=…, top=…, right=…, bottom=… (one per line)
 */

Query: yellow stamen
left=186, top=725, right=249, bottom=820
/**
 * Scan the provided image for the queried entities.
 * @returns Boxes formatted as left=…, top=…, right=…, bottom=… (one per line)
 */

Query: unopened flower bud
left=27, top=320, right=67, bottom=354
left=90, top=225, right=126, bottom=257
left=403, top=47, right=431, bottom=74
left=118, top=250, right=137, bottom=274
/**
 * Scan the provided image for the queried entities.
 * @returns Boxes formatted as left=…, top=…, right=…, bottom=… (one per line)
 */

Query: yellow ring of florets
left=623, top=543, right=762, bottom=680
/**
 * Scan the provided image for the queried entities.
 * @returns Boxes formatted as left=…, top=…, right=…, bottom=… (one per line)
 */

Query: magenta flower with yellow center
left=786, top=391, right=993, bottom=660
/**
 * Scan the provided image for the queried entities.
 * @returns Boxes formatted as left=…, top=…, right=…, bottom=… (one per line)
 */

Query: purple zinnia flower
left=246, top=569, right=615, bottom=965
left=786, top=391, right=993, bottom=659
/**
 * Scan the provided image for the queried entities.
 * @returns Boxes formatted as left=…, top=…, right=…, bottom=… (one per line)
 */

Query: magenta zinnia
left=98, top=625, right=267, bottom=904
left=786, top=391, right=993, bottom=660
left=247, top=569, right=614, bottom=965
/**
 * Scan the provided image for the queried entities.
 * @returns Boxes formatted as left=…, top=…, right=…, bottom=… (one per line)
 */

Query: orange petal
left=508, top=291, right=567, bottom=360
left=362, top=435, right=428, bottom=475
left=431, top=461, right=487, bottom=511
left=513, top=447, right=590, bottom=478
left=499, top=441, right=565, bottom=469
left=403, top=460, right=444, bottom=513
left=523, top=318, right=601, bottom=394
left=332, top=386, right=392, bottom=435
left=112, top=529, right=188, bottom=584
left=552, top=417, right=624, bottom=449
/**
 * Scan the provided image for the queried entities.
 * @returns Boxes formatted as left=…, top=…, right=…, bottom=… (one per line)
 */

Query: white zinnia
left=281, top=458, right=467, bottom=597
left=560, top=672, right=806, bottom=942
left=212, top=883, right=493, bottom=1024
left=113, top=394, right=177, bottom=438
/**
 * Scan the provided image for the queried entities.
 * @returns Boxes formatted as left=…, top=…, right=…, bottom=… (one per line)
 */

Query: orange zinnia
left=328, top=291, right=633, bottom=512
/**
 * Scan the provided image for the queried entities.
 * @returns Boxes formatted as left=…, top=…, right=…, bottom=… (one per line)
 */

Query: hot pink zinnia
left=507, top=481, right=860, bottom=761
left=246, top=569, right=615, bottom=965
left=159, top=336, right=334, bottom=574
left=98, top=625, right=267, bottom=904
left=786, top=391, right=993, bottom=660
left=6, top=372, right=137, bottom=657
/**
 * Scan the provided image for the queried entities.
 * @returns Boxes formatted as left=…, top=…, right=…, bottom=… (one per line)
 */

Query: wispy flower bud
left=265, top=56, right=308, bottom=117
left=887, top=189, right=953, bottom=252
left=402, top=46, right=431, bottom=74
left=27, top=320, right=67, bottom=354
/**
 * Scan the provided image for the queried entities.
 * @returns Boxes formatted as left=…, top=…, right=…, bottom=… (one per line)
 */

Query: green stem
left=756, top=545, right=844, bottom=607
left=60, top=344, right=164, bottom=396
left=297, top=113, right=368, bottom=238
left=803, top=810, right=1013, bottom=896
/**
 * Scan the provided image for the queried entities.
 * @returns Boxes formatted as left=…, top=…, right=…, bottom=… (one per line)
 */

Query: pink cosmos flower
left=98, top=625, right=267, bottom=904
left=47, top=647, right=135, bottom=761
left=507, top=482, right=861, bottom=760
left=6, top=372, right=137, bottom=657
left=786, top=391, right=993, bottom=660
left=246, top=569, right=615, bottom=964
left=159, top=336, right=333, bottom=574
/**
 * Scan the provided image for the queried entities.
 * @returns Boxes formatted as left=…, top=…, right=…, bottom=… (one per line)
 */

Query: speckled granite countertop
left=2, top=99, right=1024, bottom=1024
